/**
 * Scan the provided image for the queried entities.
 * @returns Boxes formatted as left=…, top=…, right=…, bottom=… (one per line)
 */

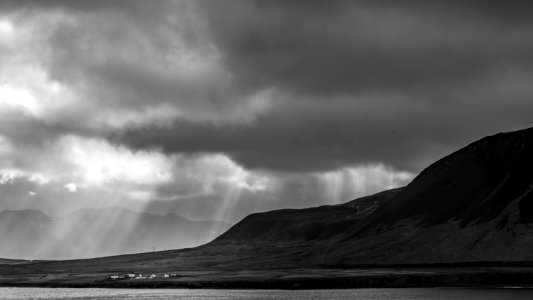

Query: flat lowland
left=2, top=246, right=533, bottom=289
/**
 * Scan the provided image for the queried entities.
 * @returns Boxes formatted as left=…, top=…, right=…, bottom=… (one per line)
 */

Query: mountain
left=357, top=128, right=533, bottom=228
left=0, top=207, right=229, bottom=260
left=0, top=210, right=54, bottom=260
left=324, top=127, right=533, bottom=264
left=214, top=188, right=400, bottom=243
left=212, top=127, right=533, bottom=265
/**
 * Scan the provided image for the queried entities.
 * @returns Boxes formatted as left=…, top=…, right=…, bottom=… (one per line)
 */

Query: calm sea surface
left=1, top=288, right=533, bottom=300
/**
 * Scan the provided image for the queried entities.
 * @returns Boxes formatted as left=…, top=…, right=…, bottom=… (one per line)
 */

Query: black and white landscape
left=2, top=128, right=533, bottom=288
left=2, top=0, right=533, bottom=293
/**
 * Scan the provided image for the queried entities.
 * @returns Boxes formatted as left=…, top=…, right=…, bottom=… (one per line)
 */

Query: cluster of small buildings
left=106, top=272, right=179, bottom=280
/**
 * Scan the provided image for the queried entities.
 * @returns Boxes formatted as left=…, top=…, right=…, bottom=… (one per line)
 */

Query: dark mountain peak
left=354, top=127, right=533, bottom=232
left=418, top=127, right=533, bottom=180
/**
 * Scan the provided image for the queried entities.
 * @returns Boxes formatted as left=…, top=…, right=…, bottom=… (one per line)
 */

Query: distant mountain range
left=0, top=207, right=229, bottom=260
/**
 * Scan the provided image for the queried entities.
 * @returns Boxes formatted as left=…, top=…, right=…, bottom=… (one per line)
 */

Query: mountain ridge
left=211, top=127, right=533, bottom=265
left=346, top=127, right=533, bottom=237
left=212, top=188, right=401, bottom=243
left=0, top=207, right=229, bottom=260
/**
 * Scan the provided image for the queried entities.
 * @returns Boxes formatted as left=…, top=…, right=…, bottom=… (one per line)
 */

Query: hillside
left=212, top=127, right=533, bottom=265
left=359, top=128, right=533, bottom=228
left=213, top=188, right=400, bottom=243
left=323, top=127, right=533, bottom=265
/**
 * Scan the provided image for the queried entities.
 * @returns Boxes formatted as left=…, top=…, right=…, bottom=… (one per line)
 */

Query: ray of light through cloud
left=1, top=0, right=532, bottom=259
left=320, top=165, right=414, bottom=205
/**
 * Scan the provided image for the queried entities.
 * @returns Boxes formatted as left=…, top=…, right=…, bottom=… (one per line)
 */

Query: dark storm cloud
left=195, top=0, right=533, bottom=96
left=9, top=0, right=252, bottom=126
left=116, top=90, right=533, bottom=173
left=3, top=0, right=533, bottom=174
left=0, top=0, right=171, bottom=15
left=113, top=0, right=533, bottom=173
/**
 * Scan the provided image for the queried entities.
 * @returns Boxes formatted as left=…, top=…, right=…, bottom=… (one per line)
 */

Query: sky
left=1, top=0, right=533, bottom=224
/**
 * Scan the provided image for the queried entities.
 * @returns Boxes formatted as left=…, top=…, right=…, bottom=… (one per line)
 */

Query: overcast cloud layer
left=1, top=1, right=533, bottom=223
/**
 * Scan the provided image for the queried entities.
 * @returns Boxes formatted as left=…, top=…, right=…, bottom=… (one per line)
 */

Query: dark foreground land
left=2, top=250, right=533, bottom=289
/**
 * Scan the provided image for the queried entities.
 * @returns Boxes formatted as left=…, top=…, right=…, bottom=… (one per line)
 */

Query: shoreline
left=2, top=285, right=533, bottom=290
left=3, top=269, right=533, bottom=290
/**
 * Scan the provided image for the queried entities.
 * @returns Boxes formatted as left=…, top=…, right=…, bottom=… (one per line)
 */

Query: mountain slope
left=357, top=127, right=533, bottom=229
left=213, top=127, right=533, bottom=265
left=213, top=188, right=400, bottom=243
left=322, top=127, right=533, bottom=264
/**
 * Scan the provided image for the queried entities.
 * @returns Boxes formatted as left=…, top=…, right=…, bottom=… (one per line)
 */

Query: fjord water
left=2, top=288, right=533, bottom=299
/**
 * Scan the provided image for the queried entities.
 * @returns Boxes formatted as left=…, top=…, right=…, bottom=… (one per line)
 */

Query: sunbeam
left=320, top=165, right=414, bottom=205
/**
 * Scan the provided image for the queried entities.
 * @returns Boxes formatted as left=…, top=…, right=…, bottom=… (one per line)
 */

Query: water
left=1, top=288, right=533, bottom=300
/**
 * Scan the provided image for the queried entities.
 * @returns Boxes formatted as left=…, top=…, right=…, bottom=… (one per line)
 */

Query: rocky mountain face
left=0, top=207, right=229, bottom=260
left=212, top=127, right=533, bottom=266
